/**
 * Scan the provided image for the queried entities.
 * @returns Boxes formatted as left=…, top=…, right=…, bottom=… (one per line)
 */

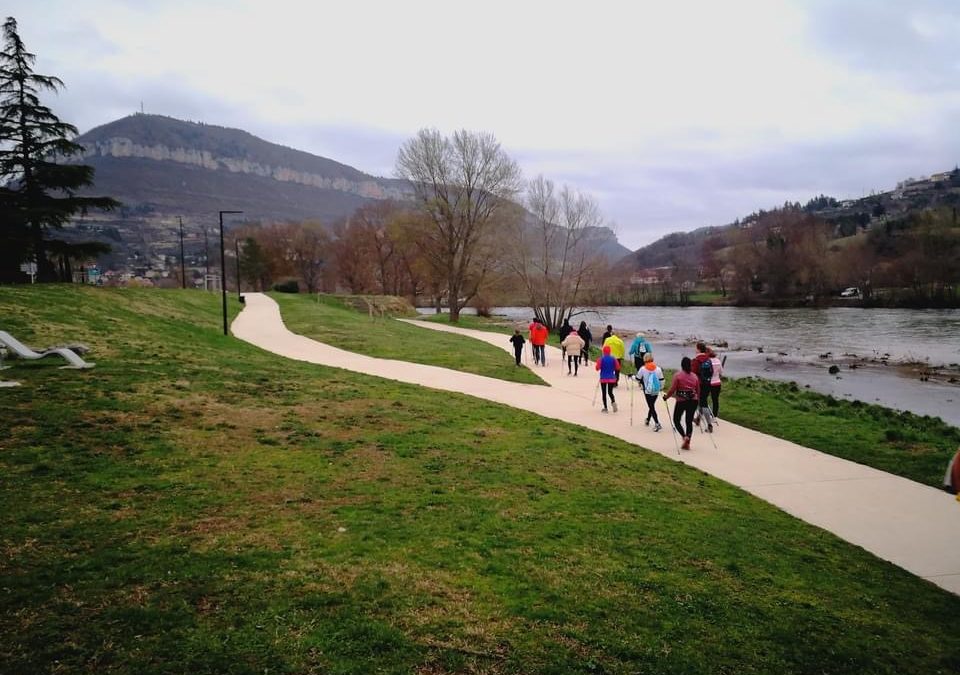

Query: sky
left=8, top=0, right=960, bottom=250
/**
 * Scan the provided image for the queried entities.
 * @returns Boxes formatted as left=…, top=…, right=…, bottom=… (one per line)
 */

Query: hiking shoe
left=645, top=418, right=650, bottom=426
left=654, top=423, right=662, bottom=432
left=693, top=413, right=700, bottom=425
left=601, top=407, right=608, bottom=414
left=707, top=423, right=713, bottom=433
left=612, top=401, right=618, bottom=412
left=681, top=436, right=690, bottom=450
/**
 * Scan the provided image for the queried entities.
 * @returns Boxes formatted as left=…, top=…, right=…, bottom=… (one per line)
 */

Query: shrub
left=273, top=279, right=300, bottom=293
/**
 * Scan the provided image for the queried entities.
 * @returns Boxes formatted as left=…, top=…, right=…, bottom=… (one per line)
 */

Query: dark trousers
left=514, top=346, right=523, bottom=365
left=601, top=382, right=616, bottom=409
left=645, top=394, right=659, bottom=424
left=567, top=354, right=580, bottom=374
left=674, top=399, right=697, bottom=437
left=533, top=344, right=545, bottom=364
left=710, top=384, right=721, bottom=416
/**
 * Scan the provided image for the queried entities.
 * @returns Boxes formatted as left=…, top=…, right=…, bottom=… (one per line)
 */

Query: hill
left=63, top=114, right=628, bottom=280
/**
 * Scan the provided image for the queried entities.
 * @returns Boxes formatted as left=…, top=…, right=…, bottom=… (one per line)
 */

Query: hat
left=602, top=345, right=612, bottom=354
left=636, top=332, right=644, bottom=338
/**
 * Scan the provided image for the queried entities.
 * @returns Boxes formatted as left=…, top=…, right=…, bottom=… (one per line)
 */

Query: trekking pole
left=630, top=377, right=634, bottom=426
left=561, top=347, right=565, bottom=374
left=664, top=397, right=680, bottom=455
left=592, top=380, right=600, bottom=407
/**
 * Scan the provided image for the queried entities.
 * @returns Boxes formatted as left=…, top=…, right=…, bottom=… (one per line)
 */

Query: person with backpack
left=595, top=344, right=620, bottom=413
left=628, top=332, right=653, bottom=375
left=637, top=352, right=664, bottom=431
left=509, top=329, right=525, bottom=367
left=577, top=321, right=592, bottom=363
left=663, top=356, right=699, bottom=449
left=692, top=341, right=715, bottom=432
left=561, top=328, right=585, bottom=376
left=708, top=347, right=723, bottom=419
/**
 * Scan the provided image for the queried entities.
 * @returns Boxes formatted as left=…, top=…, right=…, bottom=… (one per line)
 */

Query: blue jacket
left=596, top=354, right=620, bottom=382
left=628, top=336, right=652, bottom=357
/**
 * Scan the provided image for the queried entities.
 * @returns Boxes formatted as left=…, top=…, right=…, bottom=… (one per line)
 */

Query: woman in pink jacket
left=663, top=356, right=699, bottom=449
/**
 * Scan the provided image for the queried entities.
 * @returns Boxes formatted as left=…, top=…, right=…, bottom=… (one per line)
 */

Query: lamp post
left=219, top=210, right=243, bottom=336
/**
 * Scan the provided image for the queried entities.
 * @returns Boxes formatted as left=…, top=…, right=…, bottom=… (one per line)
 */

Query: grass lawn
left=275, top=294, right=544, bottom=385
left=1, top=285, right=959, bottom=674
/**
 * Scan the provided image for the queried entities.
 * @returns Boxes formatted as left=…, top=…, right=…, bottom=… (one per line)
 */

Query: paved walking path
left=233, top=294, right=960, bottom=596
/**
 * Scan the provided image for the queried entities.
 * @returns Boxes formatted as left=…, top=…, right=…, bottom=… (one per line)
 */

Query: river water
left=420, top=305, right=960, bottom=427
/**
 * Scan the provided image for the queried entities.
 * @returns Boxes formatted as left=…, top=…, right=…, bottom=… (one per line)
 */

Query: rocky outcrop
left=80, top=137, right=410, bottom=201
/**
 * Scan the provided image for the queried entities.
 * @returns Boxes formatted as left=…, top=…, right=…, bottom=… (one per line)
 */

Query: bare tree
left=396, top=128, right=522, bottom=321
left=289, top=221, right=329, bottom=293
left=507, top=175, right=605, bottom=329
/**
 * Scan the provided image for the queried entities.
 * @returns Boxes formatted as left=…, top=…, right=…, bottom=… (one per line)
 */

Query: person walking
left=595, top=344, right=620, bottom=413
left=558, top=318, right=573, bottom=342
left=692, top=341, right=715, bottom=431
left=637, top=352, right=664, bottom=431
left=601, top=324, right=613, bottom=344
left=529, top=317, right=547, bottom=366
left=509, top=329, right=525, bottom=367
left=577, top=321, right=592, bottom=363
left=664, top=356, right=699, bottom=449
left=561, top=328, right=585, bottom=376
left=708, top=347, right=723, bottom=419
left=628, top=332, right=653, bottom=375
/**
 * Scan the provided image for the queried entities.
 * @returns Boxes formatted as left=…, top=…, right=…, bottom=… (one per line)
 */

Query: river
left=419, top=305, right=960, bottom=427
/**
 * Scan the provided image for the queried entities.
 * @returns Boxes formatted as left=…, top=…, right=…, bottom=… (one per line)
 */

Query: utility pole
left=178, top=217, right=186, bottom=289
left=203, top=226, right=210, bottom=282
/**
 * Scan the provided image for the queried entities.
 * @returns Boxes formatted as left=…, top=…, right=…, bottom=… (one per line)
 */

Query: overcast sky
left=10, top=0, right=960, bottom=249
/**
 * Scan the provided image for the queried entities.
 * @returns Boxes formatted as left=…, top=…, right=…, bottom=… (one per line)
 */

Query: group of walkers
left=511, top=318, right=725, bottom=451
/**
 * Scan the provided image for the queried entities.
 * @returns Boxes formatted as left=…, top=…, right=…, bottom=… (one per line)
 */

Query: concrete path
left=233, top=293, right=960, bottom=596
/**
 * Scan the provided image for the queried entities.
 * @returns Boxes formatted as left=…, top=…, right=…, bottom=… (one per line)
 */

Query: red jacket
left=529, top=322, right=548, bottom=346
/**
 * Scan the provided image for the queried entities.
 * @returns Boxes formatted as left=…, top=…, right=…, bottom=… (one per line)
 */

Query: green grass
left=721, top=377, right=960, bottom=487
left=1, top=285, right=959, bottom=674
left=275, top=294, right=544, bottom=385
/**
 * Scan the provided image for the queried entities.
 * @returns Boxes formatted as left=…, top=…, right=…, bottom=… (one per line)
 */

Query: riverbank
left=424, top=305, right=960, bottom=426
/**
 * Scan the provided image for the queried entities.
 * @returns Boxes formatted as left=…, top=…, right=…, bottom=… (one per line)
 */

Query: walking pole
left=664, top=396, right=680, bottom=455
left=561, top=346, right=566, bottom=374
left=630, top=377, right=634, bottom=426
left=592, top=380, right=600, bottom=407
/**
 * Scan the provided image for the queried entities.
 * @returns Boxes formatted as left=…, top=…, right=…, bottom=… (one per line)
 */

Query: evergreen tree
left=0, top=16, right=118, bottom=281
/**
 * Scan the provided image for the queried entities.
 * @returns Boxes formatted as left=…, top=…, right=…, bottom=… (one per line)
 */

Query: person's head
left=514, top=329, right=520, bottom=335
left=602, top=345, right=612, bottom=355
left=636, top=332, right=644, bottom=339
left=578, top=321, right=587, bottom=330
left=708, top=347, right=717, bottom=357
left=562, top=318, right=570, bottom=325
left=532, top=317, right=538, bottom=324
left=696, top=341, right=707, bottom=353
left=681, top=356, right=692, bottom=373
left=606, top=324, right=613, bottom=332
left=644, top=353, right=653, bottom=364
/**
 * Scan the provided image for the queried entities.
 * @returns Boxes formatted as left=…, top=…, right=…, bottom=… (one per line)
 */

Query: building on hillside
left=630, top=266, right=673, bottom=286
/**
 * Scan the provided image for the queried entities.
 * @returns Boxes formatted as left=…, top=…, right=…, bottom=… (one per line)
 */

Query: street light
left=219, top=210, right=243, bottom=336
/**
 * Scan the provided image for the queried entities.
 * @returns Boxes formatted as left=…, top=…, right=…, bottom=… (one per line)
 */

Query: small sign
left=19, top=262, right=37, bottom=283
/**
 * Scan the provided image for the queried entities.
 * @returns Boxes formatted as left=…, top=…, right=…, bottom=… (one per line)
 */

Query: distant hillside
left=75, top=114, right=411, bottom=222
left=620, top=168, right=960, bottom=275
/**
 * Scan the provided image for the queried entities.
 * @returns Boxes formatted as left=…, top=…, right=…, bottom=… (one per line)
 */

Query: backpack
left=699, top=357, right=713, bottom=383
left=644, top=370, right=661, bottom=395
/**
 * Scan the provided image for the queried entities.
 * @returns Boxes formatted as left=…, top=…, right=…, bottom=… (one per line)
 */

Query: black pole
left=234, top=238, right=242, bottom=300
left=218, top=210, right=243, bottom=336
left=179, top=216, right=186, bottom=289
left=203, top=227, right=210, bottom=282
